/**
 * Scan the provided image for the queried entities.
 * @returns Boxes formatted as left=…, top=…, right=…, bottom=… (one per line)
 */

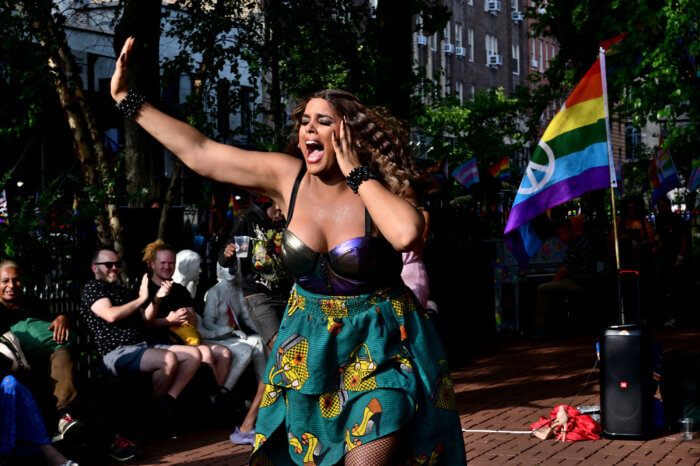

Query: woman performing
left=112, top=37, right=465, bottom=465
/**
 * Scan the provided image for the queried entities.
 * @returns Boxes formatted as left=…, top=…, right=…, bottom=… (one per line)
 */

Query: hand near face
left=332, top=118, right=361, bottom=177
left=48, top=315, right=70, bottom=344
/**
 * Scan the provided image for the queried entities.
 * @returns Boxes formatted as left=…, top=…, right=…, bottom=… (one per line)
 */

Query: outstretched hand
left=332, top=118, right=361, bottom=177
left=111, top=36, right=135, bottom=103
left=138, top=273, right=150, bottom=302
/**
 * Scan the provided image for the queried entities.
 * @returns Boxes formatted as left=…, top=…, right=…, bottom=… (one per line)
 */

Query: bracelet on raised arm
left=115, top=89, right=146, bottom=119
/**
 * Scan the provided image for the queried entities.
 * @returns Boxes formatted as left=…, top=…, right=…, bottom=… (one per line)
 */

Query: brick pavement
left=105, top=328, right=700, bottom=465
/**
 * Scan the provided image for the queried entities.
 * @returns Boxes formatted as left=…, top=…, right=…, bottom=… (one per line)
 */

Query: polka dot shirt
left=80, top=280, right=146, bottom=356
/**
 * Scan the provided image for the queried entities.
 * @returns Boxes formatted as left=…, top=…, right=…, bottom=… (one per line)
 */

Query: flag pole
left=600, top=47, right=621, bottom=271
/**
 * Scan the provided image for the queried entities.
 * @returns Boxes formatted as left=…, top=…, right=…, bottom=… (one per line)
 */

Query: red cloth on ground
left=530, top=404, right=602, bottom=441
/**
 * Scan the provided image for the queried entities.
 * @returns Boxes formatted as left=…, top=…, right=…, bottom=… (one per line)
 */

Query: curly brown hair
left=286, top=89, right=418, bottom=197
left=142, top=239, right=175, bottom=269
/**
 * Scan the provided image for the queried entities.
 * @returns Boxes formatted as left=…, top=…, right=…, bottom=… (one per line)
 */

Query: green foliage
left=0, top=172, right=86, bottom=283
left=0, top=2, right=56, bottom=145
left=414, top=87, right=526, bottom=192
left=526, top=0, right=700, bottom=187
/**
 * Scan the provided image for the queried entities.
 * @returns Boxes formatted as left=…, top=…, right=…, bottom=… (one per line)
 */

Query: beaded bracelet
left=346, top=166, right=379, bottom=194
left=115, top=89, right=147, bottom=119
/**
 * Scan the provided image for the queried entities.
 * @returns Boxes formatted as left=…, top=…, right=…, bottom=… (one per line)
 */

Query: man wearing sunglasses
left=79, top=248, right=202, bottom=454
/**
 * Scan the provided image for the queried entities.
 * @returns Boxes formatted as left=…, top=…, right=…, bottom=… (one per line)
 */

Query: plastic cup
left=679, top=418, right=693, bottom=440
left=234, top=236, right=251, bottom=258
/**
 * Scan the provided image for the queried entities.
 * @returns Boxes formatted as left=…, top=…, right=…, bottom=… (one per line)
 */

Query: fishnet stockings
left=344, top=430, right=402, bottom=466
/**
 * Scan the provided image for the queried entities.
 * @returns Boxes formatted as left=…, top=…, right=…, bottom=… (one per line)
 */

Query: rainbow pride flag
left=649, top=134, right=680, bottom=206
left=489, top=157, right=510, bottom=182
left=226, top=194, right=235, bottom=222
left=72, top=193, right=79, bottom=217
left=0, top=189, right=7, bottom=224
left=688, top=159, right=700, bottom=192
left=505, top=49, right=616, bottom=268
left=452, top=158, right=479, bottom=189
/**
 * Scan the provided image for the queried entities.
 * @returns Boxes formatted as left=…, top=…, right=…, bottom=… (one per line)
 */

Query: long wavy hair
left=286, top=89, right=417, bottom=197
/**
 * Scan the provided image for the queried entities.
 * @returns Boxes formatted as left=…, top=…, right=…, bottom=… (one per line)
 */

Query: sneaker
left=54, top=414, right=85, bottom=443
left=109, top=435, right=139, bottom=462
left=229, top=426, right=255, bottom=445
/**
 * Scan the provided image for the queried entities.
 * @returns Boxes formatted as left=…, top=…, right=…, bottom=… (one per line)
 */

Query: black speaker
left=600, top=325, right=653, bottom=438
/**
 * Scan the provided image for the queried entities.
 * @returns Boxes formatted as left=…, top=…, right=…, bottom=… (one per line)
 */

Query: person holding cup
left=216, top=196, right=292, bottom=445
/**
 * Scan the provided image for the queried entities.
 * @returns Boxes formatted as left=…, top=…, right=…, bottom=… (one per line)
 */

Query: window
left=511, top=0, right=518, bottom=9
left=456, top=81, right=464, bottom=103
left=512, top=44, right=520, bottom=75
left=625, top=125, right=642, bottom=160
left=485, top=34, right=498, bottom=57
left=443, top=23, right=451, bottom=44
left=467, top=28, right=474, bottom=61
left=538, top=39, right=543, bottom=71
left=217, top=80, right=230, bottom=133
left=455, top=23, right=463, bottom=48
left=429, top=32, right=437, bottom=50
left=470, top=84, right=476, bottom=101
left=415, top=14, right=423, bottom=31
left=468, top=0, right=473, bottom=5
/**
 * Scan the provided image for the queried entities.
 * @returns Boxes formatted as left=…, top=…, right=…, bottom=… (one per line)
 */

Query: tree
left=527, top=0, right=699, bottom=187
left=113, top=0, right=164, bottom=209
left=9, top=0, right=126, bottom=255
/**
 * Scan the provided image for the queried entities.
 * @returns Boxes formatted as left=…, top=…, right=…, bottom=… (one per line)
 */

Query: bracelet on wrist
left=116, top=89, right=147, bottom=119
left=346, top=166, right=379, bottom=194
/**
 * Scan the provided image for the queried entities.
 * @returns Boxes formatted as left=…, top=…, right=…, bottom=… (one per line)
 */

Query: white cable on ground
left=462, top=429, right=532, bottom=434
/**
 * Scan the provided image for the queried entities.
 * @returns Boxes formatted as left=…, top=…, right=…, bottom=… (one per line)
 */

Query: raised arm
left=110, top=37, right=300, bottom=202
left=90, top=274, right=149, bottom=323
left=332, top=120, right=425, bottom=252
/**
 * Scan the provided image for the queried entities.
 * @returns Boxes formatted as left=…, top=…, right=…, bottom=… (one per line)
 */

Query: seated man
left=79, top=248, right=202, bottom=424
left=0, top=260, right=83, bottom=443
left=141, top=240, right=232, bottom=389
left=533, top=219, right=596, bottom=333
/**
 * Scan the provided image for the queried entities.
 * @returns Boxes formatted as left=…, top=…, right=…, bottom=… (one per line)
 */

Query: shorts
left=243, top=293, right=285, bottom=345
left=101, top=341, right=171, bottom=376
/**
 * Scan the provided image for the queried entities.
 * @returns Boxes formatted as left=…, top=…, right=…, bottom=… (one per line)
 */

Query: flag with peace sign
left=505, top=49, right=616, bottom=268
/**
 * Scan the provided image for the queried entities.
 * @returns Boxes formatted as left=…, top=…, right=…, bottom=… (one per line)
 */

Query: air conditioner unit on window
left=455, top=47, right=467, bottom=56
left=485, top=0, right=501, bottom=14
left=487, top=54, right=503, bottom=67
left=511, top=11, right=524, bottom=22
left=443, top=43, right=455, bottom=53
left=416, top=35, right=427, bottom=45
left=531, top=59, right=539, bottom=69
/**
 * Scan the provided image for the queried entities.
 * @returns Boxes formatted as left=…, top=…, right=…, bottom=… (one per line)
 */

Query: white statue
left=198, top=263, right=266, bottom=390
left=173, top=249, right=202, bottom=299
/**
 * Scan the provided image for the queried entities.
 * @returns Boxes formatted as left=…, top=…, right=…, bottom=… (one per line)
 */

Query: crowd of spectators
left=0, top=224, right=279, bottom=463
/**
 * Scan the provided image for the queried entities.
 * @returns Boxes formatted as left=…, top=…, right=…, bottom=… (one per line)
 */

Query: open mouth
left=305, top=140, right=324, bottom=163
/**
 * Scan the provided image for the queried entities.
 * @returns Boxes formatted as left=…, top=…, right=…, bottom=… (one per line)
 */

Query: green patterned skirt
left=250, top=284, right=466, bottom=465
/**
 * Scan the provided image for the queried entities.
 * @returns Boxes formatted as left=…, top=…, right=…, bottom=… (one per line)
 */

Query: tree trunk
left=114, top=0, right=163, bottom=208
left=375, top=0, right=412, bottom=120
left=25, top=0, right=124, bottom=251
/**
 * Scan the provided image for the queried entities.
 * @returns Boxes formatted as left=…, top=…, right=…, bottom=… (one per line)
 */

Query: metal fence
left=24, top=278, right=141, bottom=382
